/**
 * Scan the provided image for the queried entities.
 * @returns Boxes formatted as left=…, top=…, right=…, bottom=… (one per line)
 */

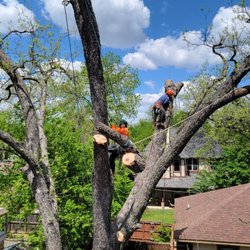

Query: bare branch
left=0, top=29, right=34, bottom=46
left=212, top=42, right=228, bottom=78
left=229, top=45, right=238, bottom=66
left=0, top=129, right=37, bottom=167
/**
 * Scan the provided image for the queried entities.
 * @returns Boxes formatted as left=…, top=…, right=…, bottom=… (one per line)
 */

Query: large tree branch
left=0, top=48, right=40, bottom=155
left=189, top=54, right=250, bottom=118
left=115, top=85, right=250, bottom=248
left=221, top=54, right=250, bottom=91
left=95, top=122, right=138, bottom=152
left=0, top=130, right=37, bottom=167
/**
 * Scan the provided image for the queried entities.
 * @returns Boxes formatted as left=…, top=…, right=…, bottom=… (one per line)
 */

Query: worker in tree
left=152, top=88, right=175, bottom=127
left=108, top=119, right=131, bottom=174
left=111, top=119, right=129, bottom=137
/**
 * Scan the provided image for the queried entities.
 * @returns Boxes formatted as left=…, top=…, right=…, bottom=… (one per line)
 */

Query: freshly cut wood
left=122, top=152, right=145, bottom=173
left=116, top=231, right=124, bottom=242
left=93, top=134, right=107, bottom=145
left=122, top=152, right=136, bottom=166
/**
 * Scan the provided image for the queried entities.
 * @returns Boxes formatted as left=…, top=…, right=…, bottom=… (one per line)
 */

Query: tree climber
left=152, top=87, right=175, bottom=127
left=108, top=119, right=132, bottom=174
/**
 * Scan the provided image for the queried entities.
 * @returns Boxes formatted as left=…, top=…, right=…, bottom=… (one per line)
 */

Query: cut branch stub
left=122, top=152, right=135, bottom=166
left=93, top=134, right=107, bottom=145
left=116, top=231, right=125, bottom=242
left=122, top=152, right=145, bottom=173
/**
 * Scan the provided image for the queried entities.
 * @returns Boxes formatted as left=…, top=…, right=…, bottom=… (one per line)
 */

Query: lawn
left=141, top=208, right=174, bottom=224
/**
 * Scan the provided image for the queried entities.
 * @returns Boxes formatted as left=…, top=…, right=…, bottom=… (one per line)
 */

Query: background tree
left=70, top=1, right=250, bottom=249
left=0, top=24, right=65, bottom=249
left=103, top=52, right=140, bottom=123
left=0, top=17, right=140, bottom=249
left=192, top=98, right=250, bottom=192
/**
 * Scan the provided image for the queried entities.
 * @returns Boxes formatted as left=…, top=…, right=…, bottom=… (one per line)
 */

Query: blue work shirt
left=155, top=94, right=170, bottom=107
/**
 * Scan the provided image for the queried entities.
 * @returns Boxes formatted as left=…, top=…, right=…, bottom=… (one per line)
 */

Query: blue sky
left=0, top=0, right=249, bottom=122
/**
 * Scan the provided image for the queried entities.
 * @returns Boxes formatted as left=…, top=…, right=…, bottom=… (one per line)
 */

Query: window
left=187, top=158, right=199, bottom=171
left=173, top=158, right=180, bottom=171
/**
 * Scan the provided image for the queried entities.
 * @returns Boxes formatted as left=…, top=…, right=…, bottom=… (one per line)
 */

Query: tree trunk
left=0, top=48, right=62, bottom=250
left=27, top=169, right=61, bottom=250
left=70, top=1, right=250, bottom=249
left=70, top=1, right=113, bottom=249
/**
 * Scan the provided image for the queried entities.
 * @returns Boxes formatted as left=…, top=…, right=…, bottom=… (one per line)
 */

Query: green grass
left=141, top=208, right=174, bottom=224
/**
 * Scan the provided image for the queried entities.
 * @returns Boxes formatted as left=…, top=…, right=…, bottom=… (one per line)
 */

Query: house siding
left=162, top=158, right=211, bottom=179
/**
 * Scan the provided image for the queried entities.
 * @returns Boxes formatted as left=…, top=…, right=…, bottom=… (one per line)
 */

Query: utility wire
left=62, top=1, right=81, bottom=117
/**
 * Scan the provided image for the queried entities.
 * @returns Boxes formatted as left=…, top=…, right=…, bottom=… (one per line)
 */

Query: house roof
left=170, top=128, right=222, bottom=158
left=157, top=175, right=197, bottom=189
left=174, top=183, right=250, bottom=245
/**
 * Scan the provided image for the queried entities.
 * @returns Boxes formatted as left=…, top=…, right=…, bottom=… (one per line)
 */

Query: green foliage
left=0, top=28, right=140, bottom=249
left=152, top=224, right=171, bottom=243
left=171, top=110, right=188, bottom=126
left=102, top=52, right=141, bottom=123
left=112, top=165, right=133, bottom=217
left=0, top=107, right=25, bottom=142
left=130, top=119, right=153, bottom=151
left=179, top=66, right=217, bottom=112
left=208, top=99, right=250, bottom=146
left=45, top=114, right=93, bottom=249
left=192, top=98, right=250, bottom=193
left=192, top=145, right=250, bottom=192
left=27, top=223, right=45, bottom=250
left=191, top=170, right=215, bottom=193
left=0, top=162, right=35, bottom=221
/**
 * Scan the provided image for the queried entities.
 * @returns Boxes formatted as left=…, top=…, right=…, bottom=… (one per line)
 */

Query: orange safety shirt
left=111, top=124, right=129, bottom=137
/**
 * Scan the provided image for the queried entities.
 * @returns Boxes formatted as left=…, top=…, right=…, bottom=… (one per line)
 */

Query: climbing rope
left=133, top=89, right=235, bottom=146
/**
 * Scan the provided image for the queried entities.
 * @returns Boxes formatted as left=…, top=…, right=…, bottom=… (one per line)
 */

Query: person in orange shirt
left=111, top=120, right=129, bottom=137
left=109, top=120, right=130, bottom=174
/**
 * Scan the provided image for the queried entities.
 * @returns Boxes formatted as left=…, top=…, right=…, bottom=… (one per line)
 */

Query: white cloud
left=123, top=5, right=250, bottom=70
left=128, top=92, right=161, bottom=124
left=144, top=80, right=156, bottom=88
left=123, top=32, right=220, bottom=70
left=57, top=59, right=83, bottom=71
left=0, top=0, right=36, bottom=33
left=210, top=5, right=250, bottom=41
left=41, top=0, right=150, bottom=49
left=42, top=0, right=78, bottom=35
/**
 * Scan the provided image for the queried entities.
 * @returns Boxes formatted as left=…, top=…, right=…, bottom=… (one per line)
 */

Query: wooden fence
left=7, top=214, right=39, bottom=234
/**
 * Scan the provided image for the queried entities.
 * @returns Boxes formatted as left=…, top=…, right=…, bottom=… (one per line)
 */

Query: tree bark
left=0, top=49, right=62, bottom=250
left=115, top=87, right=250, bottom=250
left=70, top=1, right=113, bottom=249
left=70, top=1, right=250, bottom=249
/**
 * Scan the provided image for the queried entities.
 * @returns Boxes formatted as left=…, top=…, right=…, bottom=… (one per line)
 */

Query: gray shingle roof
left=170, top=128, right=222, bottom=158
left=157, top=175, right=197, bottom=189
left=174, top=183, right=250, bottom=245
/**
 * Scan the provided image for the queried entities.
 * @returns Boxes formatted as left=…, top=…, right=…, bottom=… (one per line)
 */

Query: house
left=150, top=128, right=222, bottom=206
left=174, top=183, right=250, bottom=250
left=0, top=208, right=7, bottom=250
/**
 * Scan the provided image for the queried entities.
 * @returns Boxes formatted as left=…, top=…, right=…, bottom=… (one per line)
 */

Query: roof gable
left=170, top=128, right=222, bottom=158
